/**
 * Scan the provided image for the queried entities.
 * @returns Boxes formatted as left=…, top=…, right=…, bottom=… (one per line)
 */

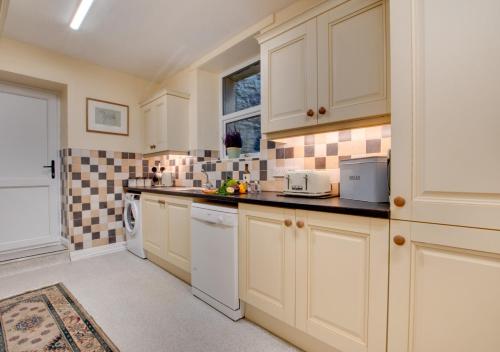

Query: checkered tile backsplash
left=60, top=148, right=144, bottom=251
left=61, top=124, right=390, bottom=252
left=145, top=124, right=391, bottom=192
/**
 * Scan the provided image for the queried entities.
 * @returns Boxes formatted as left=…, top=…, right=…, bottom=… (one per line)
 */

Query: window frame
left=219, top=56, right=261, bottom=159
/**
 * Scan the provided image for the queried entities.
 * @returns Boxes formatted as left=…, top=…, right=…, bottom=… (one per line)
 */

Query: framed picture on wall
left=86, top=98, right=129, bottom=136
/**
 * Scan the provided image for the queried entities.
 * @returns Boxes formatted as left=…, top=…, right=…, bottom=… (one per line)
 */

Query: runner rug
left=0, top=283, right=119, bottom=351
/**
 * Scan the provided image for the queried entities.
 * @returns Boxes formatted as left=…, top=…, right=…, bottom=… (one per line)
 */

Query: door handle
left=43, top=160, right=55, bottom=179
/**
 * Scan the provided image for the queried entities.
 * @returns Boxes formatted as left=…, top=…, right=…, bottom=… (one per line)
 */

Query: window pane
left=223, top=61, right=261, bottom=115
left=225, top=115, right=261, bottom=155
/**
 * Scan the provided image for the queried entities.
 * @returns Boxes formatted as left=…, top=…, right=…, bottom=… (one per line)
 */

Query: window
left=221, top=59, right=261, bottom=158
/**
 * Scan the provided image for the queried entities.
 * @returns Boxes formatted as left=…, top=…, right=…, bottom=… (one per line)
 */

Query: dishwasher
left=191, top=202, right=244, bottom=321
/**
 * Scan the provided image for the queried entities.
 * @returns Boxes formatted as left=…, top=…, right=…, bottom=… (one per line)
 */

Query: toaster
left=284, top=170, right=332, bottom=197
left=161, top=171, right=175, bottom=187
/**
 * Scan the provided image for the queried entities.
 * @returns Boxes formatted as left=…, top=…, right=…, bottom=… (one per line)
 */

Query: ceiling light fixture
left=70, top=0, right=94, bottom=30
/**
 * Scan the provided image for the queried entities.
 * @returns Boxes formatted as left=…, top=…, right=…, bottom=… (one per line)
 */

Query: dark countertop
left=126, top=186, right=390, bottom=219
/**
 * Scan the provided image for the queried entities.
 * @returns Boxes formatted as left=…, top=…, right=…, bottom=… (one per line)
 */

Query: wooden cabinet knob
left=284, top=219, right=292, bottom=227
left=296, top=220, right=305, bottom=228
left=306, top=109, right=315, bottom=117
left=393, top=235, right=406, bottom=246
left=394, top=196, right=406, bottom=207
left=318, top=107, right=326, bottom=115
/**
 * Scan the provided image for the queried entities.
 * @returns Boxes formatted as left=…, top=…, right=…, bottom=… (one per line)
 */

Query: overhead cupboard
left=141, top=89, right=190, bottom=155
left=259, top=0, right=389, bottom=134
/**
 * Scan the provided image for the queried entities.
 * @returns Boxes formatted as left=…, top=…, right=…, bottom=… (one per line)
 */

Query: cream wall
left=0, top=37, right=158, bottom=152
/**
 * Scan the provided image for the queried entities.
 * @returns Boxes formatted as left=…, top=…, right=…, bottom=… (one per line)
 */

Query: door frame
left=0, top=81, right=61, bottom=252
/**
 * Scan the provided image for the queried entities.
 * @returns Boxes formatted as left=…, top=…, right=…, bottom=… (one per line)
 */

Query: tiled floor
left=0, top=251, right=298, bottom=352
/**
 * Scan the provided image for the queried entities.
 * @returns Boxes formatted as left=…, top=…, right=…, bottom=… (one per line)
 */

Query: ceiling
left=3, top=0, right=295, bottom=81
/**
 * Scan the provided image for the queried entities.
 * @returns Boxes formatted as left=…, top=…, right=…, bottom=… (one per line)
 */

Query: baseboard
left=70, top=242, right=127, bottom=262
left=60, top=237, right=70, bottom=249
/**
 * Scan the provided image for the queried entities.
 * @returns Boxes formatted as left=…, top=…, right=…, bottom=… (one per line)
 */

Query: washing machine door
left=125, top=201, right=139, bottom=236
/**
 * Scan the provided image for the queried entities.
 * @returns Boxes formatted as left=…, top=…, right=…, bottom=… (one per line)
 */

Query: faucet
left=201, top=168, right=214, bottom=189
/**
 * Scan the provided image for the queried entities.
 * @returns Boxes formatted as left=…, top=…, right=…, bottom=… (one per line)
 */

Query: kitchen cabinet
left=260, top=0, right=389, bottom=134
left=164, top=196, right=191, bottom=272
left=141, top=90, right=189, bottom=154
left=239, top=203, right=389, bottom=352
left=388, top=220, right=500, bottom=352
left=142, top=193, right=167, bottom=258
left=141, top=193, right=191, bottom=273
left=390, top=0, right=500, bottom=230
left=238, top=204, right=296, bottom=325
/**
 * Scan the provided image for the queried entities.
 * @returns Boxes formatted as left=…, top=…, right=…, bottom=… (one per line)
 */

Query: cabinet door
left=390, top=0, right=500, bottom=229
left=164, top=196, right=191, bottom=272
left=141, top=193, right=167, bottom=258
left=165, top=95, right=189, bottom=152
left=261, top=18, right=318, bottom=133
left=142, top=103, right=156, bottom=154
left=238, top=204, right=296, bottom=325
left=296, top=211, right=388, bottom=352
left=317, top=0, right=388, bottom=125
left=153, top=96, right=168, bottom=152
left=388, top=220, right=500, bottom=352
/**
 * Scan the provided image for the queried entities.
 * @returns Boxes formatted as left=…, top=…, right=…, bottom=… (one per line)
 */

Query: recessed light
left=70, top=0, right=94, bottom=31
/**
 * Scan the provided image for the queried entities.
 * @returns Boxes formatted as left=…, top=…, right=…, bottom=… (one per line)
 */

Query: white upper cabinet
left=260, top=0, right=389, bottom=134
left=261, top=19, right=318, bottom=133
left=317, top=0, right=388, bottom=125
left=141, top=90, right=189, bottom=154
left=390, top=0, right=500, bottom=230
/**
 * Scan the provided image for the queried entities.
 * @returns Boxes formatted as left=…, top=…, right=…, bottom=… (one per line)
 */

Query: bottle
left=243, top=164, right=251, bottom=183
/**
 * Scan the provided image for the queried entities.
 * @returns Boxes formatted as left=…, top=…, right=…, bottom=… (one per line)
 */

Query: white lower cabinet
left=239, top=204, right=389, bottom=352
left=142, top=193, right=191, bottom=273
left=388, top=220, right=500, bottom=352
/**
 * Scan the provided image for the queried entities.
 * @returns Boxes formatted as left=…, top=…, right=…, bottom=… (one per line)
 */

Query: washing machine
left=124, top=193, right=146, bottom=258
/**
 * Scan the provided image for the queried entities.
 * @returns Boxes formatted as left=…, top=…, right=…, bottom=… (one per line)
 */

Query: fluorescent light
left=70, top=0, right=94, bottom=30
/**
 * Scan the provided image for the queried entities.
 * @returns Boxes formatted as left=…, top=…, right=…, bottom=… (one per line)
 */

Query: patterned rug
left=0, top=283, right=119, bottom=352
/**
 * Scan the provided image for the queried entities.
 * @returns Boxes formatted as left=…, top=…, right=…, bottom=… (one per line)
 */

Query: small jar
left=144, top=178, right=152, bottom=187
left=128, top=178, right=137, bottom=187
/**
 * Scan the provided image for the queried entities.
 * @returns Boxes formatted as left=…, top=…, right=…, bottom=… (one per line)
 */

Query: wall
left=0, top=37, right=158, bottom=152
left=145, top=124, right=391, bottom=193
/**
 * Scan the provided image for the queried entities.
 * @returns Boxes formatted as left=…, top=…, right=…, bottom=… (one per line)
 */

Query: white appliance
left=161, top=171, right=174, bottom=186
left=124, top=193, right=146, bottom=258
left=284, top=170, right=334, bottom=197
left=340, top=156, right=389, bottom=202
left=191, top=202, right=244, bottom=321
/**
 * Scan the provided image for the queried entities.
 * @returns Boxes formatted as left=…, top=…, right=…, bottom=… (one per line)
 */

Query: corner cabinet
left=141, top=193, right=191, bottom=273
left=388, top=221, right=500, bottom=352
left=239, top=204, right=389, bottom=352
left=141, top=90, right=190, bottom=155
left=260, top=0, right=389, bottom=134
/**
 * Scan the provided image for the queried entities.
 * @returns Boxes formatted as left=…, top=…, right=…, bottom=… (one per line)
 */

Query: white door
left=0, top=82, right=60, bottom=252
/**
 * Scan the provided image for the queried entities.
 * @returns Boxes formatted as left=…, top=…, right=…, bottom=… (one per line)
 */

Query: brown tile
left=315, top=157, right=326, bottom=169
left=276, top=148, right=285, bottom=159
left=285, top=147, right=294, bottom=159
left=326, top=143, right=338, bottom=156
left=366, top=139, right=381, bottom=153
left=304, top=145, right=315, bottom=157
